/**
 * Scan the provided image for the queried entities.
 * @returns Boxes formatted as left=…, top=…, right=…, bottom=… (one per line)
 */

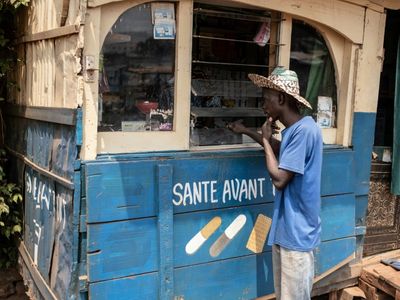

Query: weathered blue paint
left=320, top=194, right=355, bottom=241
left=351, top=112, right=376, bottom=196
left=89, top=273, right=159, bottom=300
left=157, top=165, right=174, bottom=300
left=4, top=107, right=82, bottom=300
left=314, top=237, right=356, bottom=275
left=5, top=104, right=376, bottom=299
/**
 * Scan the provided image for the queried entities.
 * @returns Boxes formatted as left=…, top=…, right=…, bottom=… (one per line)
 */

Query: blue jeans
left=272, top=244, right=314, bottom=300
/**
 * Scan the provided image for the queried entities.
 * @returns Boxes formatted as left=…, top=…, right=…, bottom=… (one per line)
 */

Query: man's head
left=248, top=67, right=312, bottom=122
left=262, top=88, right=303, bottom=122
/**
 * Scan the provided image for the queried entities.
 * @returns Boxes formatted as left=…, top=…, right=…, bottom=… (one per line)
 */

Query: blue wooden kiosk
left=5, top=0, right=397, bottom=299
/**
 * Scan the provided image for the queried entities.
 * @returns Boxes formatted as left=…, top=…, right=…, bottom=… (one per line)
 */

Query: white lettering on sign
left=25, top=172, right=68, bottom=265
left=172, top=177, right=266, bottom=206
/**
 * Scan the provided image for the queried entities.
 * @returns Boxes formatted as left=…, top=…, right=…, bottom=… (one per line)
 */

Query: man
left=228, top=67, right=323, bottom=300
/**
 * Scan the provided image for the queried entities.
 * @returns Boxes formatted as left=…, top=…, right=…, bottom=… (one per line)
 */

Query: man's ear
left=278, top=93, right=286, bottom=105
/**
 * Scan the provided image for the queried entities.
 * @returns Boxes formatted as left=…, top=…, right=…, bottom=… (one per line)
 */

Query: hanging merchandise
left=253, top=20, right=271, bottom=47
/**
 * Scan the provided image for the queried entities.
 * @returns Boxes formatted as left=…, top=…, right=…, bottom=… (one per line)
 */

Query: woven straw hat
left=248, top=67, right=312, bottom=109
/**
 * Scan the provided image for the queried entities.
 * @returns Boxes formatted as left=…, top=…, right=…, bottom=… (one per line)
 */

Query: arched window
left=290, top=20, right=337, bottom=128
left=98, top=3, right=176, bottom=132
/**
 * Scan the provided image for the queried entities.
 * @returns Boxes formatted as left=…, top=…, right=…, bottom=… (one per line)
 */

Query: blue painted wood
left=321, top=149, right=355, bottom=196
left=89, top=273, right=159, bottom=300
left=88, top=253, right=274, bottom=300
left=72, top=170, right=82, bottom=263
left=87, top=217, right=159, bottom=282
left=351, top=112, right=376, bottom=196
left=320, top=194, right=355, bottom=241
left=85, top=156, right=273, bottom=223
left=51, top=125, right=77, bottom=181
left=75, top=108, right=83, bottom=146
left=24, top=167, right=56, bottom=282
left=157, top=165, right=174, bottom=300
left=87, top=196, right=354, bottom=284
left=23, top=166, right=75, bottom=299
left=26, top=121, right=54, bottom=170
left=85, top=148, right=355, bottom=224
left=51, top=183, right=74, bottom=300
left=314, top=237, right=356, bottom=275
left=174, top=252, right=274, bottom=299
left=87, top=205, right=273, bottom=282
left=85, top=160, right=158, bottom=223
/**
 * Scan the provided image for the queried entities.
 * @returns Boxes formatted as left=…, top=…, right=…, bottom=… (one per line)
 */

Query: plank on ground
left=360, top=262, right=400, bottom=297
left=359, top=279, right=392, bottom=300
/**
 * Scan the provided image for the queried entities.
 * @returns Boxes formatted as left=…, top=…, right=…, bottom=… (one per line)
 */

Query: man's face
left=262, top=88, right=281, bottom=121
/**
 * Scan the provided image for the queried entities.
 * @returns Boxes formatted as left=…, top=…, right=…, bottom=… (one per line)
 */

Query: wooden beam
left=6, top=146, right=75, bottom=189
left=17, top=24, right=80, bottom=44
left=360, top=263, right=400, bottom=298
left=4, top=104, right=77, bottom=126
left=18, top=242, right=58, bottom=300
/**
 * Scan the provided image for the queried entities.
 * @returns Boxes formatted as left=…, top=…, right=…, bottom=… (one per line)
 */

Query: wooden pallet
left=359, top=260, right=400, bottom=300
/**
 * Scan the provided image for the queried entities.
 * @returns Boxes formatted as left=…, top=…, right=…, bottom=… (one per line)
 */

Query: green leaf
left=11, top=224, right=21, bottom=233
left=0, top=221, right=4, bottom=226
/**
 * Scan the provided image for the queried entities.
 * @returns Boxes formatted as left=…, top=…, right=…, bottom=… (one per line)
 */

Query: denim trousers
left=272, top=244, right=314, bottom=300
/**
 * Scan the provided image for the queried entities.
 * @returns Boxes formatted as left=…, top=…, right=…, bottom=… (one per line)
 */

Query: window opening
left=190, top=3, right=280, bottom=147
left=290, top=20, right=337, bottom=129
left=98, top=3, right=176, bottom=132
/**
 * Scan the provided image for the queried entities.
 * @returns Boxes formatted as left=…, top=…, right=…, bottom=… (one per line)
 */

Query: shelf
left=128, top=66, right=173, bottom=74
left=192, top=60, right=274, bottom=69
left=191, top=107, right=265, bottom=118
left=192, top=34, right=284, bottom=46
left=191, top=79, right=262, bottom=98
left=193, top=8, right=281, bottom=23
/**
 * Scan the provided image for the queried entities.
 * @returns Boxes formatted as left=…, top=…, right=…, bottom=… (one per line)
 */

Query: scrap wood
left=360, top=261, right=400, bottom=298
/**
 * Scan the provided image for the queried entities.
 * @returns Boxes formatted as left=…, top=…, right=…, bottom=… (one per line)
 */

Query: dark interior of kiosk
left=190, top=3, right=276, bottom=146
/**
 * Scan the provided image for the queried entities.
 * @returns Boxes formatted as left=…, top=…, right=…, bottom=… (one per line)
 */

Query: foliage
left=0, top=0, right=29, bottom=100
left=0, top=149, right=22, bottom=269
left=0, top=1, right=27, bottom=268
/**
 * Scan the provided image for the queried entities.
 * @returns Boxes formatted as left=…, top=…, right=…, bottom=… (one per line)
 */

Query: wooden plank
left=321, top=149, right=355, bottom=196
left=6, top=146, right=74, bottom=189
left=314, top=253, right=356, bottom=284
left=314, top=238, right=356, bottom=279
left=4, top=104, right=77, bottom=125
left=360, top=263, right=400, bottom=297
left=337, top=286, right=366, bottom=300
left=85, top=155, right=274, bottom=223
left=89, top=272, right=159, bottom=300
left=157, top=165, right=174, bottom=300
left=87, top=198, right=357, bottom=283
left=86, top=204, right=273, bottom=282
left=17, top=24, right=80, bottom=44
left=18, top=242, right=58, bottom=300
left=320, top=194, right=355, bottom=241
left=174, top=252, right=274, bottom=299
left=351, top=112, right=376, bottom=196
left=85, top=148, right=355, bottom=223
left=359, top=279, right=392, bottom=300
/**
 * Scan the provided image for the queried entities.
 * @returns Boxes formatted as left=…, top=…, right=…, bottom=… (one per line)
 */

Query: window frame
left=81, top=0, right=357, bottom=159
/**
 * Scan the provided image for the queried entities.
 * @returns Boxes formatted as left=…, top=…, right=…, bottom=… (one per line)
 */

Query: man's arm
left=228, top=120, right=281, bottom=155
left=262, top=137, right=294, bottom=190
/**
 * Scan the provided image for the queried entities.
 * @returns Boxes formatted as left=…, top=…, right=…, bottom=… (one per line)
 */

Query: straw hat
left=248, top=67, right=312, bottom=109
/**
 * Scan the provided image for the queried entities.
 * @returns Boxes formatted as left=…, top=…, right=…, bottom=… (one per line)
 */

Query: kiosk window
left=98, top=3, right=176, bottom=132
left=190, top=3, right=280, bottom=147
left=290, top=20, right=337, bottom=129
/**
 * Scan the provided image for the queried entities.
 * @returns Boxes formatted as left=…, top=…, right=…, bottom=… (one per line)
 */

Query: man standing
left=228, top=67, right=323, bottom=300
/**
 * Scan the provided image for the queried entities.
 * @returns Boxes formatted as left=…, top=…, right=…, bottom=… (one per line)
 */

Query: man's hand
left=262, top=117, right=280, bottom=140
left=261, top=117, right=274, bottom=140
left=227, top=119, right=247, bottom=134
